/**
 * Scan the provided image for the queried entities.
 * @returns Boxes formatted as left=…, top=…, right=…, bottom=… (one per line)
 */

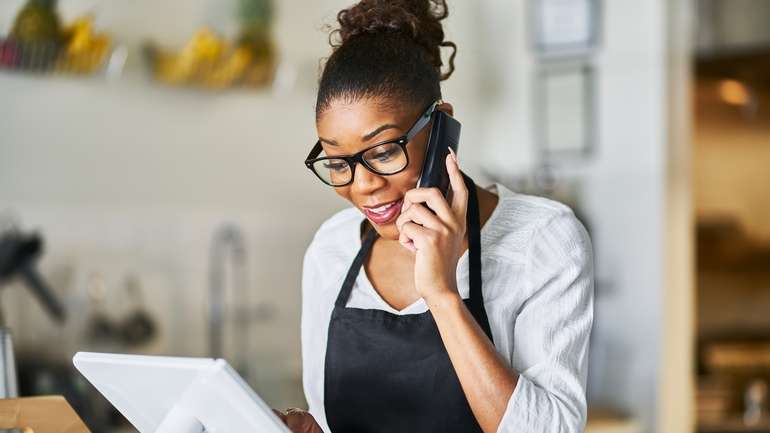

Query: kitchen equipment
left=744, top=379, right=768, bottom=426
left=208, top=223, right=248, bottom=367
left=0, top=224, right=67, bottom=405
left=0, top=229, right=66, bottom=323
left=0, top=329, right=18, bottom=398
left=84, top=272, right=157, bottom=348
left=118, top=274, right=156, bottom=346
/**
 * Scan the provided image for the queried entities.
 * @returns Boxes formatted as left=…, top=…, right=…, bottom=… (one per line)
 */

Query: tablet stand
left=155, top=404, right=204, bottom=433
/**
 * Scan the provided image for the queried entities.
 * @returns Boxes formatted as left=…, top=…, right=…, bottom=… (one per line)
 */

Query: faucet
left=208, top=223, right=249, bottom=361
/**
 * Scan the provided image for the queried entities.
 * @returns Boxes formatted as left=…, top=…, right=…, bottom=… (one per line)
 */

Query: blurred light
left=718, top=80, right=750, bottom=106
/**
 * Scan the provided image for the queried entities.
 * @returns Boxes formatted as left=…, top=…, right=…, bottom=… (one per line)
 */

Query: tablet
left=73, top=352, right=291, bottom=433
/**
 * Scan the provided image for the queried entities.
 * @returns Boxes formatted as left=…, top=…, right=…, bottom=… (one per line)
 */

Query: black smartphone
left=416, top=109, right=461, bottom=197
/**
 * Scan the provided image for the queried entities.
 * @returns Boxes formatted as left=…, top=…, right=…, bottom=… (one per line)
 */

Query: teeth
left=370, top=200, right=398, bottom=214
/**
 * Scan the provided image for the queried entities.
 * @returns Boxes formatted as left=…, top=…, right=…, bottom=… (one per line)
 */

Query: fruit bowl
left=144, top=27, right=276, bottom=91
left=0, top=16, right=119, bottom=76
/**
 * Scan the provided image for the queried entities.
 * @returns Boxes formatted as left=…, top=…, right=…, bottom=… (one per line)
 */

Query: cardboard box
left=0, top=396, right=91, bottom=433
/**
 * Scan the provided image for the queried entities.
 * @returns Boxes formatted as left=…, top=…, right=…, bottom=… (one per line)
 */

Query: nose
left=351, top=162, right=386, bottom=196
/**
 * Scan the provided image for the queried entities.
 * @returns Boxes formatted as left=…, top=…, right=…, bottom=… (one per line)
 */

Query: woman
left=274, top=1, right=594, bottom=432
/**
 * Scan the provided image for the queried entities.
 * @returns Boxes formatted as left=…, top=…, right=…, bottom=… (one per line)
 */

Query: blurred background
left=0, top=0, right=768, bottom=432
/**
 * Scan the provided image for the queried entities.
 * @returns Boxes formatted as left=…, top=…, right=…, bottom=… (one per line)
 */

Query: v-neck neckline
left=351, top=183, right=506, bottom=315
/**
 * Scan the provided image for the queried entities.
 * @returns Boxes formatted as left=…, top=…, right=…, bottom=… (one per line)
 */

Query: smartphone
left=416, top=109, right=461, bottom=197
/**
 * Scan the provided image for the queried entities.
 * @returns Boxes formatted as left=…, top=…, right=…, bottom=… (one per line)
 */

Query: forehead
left=316, top=98, right=416, bottom=149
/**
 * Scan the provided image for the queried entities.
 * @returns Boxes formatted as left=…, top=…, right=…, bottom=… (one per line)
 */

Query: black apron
left=324, top=174, right=494, bottom=433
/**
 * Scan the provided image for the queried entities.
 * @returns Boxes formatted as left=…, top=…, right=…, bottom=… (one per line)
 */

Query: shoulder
left=483, top=184, right=592, bottom=263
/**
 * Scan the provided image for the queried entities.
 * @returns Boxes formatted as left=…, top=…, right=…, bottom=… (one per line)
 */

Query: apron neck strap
left=463, top=173, right=493, bottom=342
left=336, top=224, right=378, bottom=308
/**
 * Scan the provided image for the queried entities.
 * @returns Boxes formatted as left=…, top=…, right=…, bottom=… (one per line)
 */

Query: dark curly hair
left=315, top=0, right=457, bottom=120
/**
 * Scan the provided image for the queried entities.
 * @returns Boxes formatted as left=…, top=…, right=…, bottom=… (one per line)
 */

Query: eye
left=372, top=148, right=397, bottom=161
left=366, top=142, right=402, bottom=163
left=323, top=160, right=349, bottom=173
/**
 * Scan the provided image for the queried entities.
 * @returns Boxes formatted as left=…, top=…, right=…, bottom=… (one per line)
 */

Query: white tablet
left=73, top=352, right=291, bottom=433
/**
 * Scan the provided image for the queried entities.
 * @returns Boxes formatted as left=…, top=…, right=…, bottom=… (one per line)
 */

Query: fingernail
left=448, top=147, right=458, bottom=164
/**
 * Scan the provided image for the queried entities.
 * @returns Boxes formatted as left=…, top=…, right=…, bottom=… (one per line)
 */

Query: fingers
left=399, top=220, right=417, bottom=251
left=397, top=204, right=442, bottom=252
left=400, top=221, right=433, bottom=251
left=446, top=148, right=468, bottom=218
left=272, top=408, right=288, bottom=424
left=396, top=203, right=444, bottom=233
left=276, top=408, right=320, bottom=433
left=401, top=187, right=455, bottom=227
left=285, top=411, right=306, bottom=432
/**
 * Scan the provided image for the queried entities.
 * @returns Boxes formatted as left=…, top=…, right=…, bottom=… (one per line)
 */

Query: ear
left=436, top=101, right=454, bottom=117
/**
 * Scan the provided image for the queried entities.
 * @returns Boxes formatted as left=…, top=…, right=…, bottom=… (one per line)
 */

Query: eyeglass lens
left=311, top=141, right=408, bottom=186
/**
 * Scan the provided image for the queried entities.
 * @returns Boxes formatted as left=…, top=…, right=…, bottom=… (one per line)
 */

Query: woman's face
left=316, top=97, right=446, bottom=240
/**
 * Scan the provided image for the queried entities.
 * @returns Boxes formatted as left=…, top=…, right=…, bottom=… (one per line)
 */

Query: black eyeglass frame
left=304, top=101, right=440, bottom=187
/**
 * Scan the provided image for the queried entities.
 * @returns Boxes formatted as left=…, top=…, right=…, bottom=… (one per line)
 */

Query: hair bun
left=330, top=0, right=456, bottom=80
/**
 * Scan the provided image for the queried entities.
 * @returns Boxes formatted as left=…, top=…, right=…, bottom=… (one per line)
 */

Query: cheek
left=405, top=142, right=426, bottom=181
left=370, top=166, right=420, bottom=201
left=398, top=163, right=422, bottom=188
left=334, top=186, right=352, bottom=202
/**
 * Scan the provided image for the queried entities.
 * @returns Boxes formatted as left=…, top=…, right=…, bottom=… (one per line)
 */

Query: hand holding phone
left=395, top=111, right=469, bottom=302
left=397, top=107, right=463, bottom=252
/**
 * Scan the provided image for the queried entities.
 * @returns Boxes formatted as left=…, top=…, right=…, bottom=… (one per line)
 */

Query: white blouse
left=301, top=183, right=594, bottom=433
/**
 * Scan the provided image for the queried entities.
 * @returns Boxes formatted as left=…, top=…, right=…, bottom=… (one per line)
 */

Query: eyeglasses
left=304, top=101, right=439, bottom=187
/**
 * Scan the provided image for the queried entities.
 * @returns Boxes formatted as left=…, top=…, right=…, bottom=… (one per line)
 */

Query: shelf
left=699, top=417, right=770, bottom=433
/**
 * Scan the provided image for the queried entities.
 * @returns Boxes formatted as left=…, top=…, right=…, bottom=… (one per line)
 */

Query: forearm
left=426, top=291, right=518, bottom=433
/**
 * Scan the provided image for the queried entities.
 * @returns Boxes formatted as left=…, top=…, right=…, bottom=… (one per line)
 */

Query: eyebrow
left=319, top=123, right=401, bottom=147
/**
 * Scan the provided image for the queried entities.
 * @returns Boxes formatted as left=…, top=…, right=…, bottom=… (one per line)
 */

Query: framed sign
left=535, top=62, right=597, bottom=161
left=531, top=0, right=601, bottom=56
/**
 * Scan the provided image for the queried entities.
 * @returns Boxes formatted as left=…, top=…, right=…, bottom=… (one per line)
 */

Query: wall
left=579, top=0, right=668, bottom=426
left=660, top=1, right=696, bottom=433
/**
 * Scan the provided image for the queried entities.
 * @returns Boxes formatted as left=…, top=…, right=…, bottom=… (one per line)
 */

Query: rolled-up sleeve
left=497, top=210, right=594, bottom=433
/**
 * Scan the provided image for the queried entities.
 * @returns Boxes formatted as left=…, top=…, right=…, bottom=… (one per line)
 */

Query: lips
left=363, top=198, right=403, bottom=225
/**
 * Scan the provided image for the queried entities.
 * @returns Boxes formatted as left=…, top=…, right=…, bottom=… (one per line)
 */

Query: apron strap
left=335, top=224, right=378, bottom=307
left=462, top=173, right=494, bottom=343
